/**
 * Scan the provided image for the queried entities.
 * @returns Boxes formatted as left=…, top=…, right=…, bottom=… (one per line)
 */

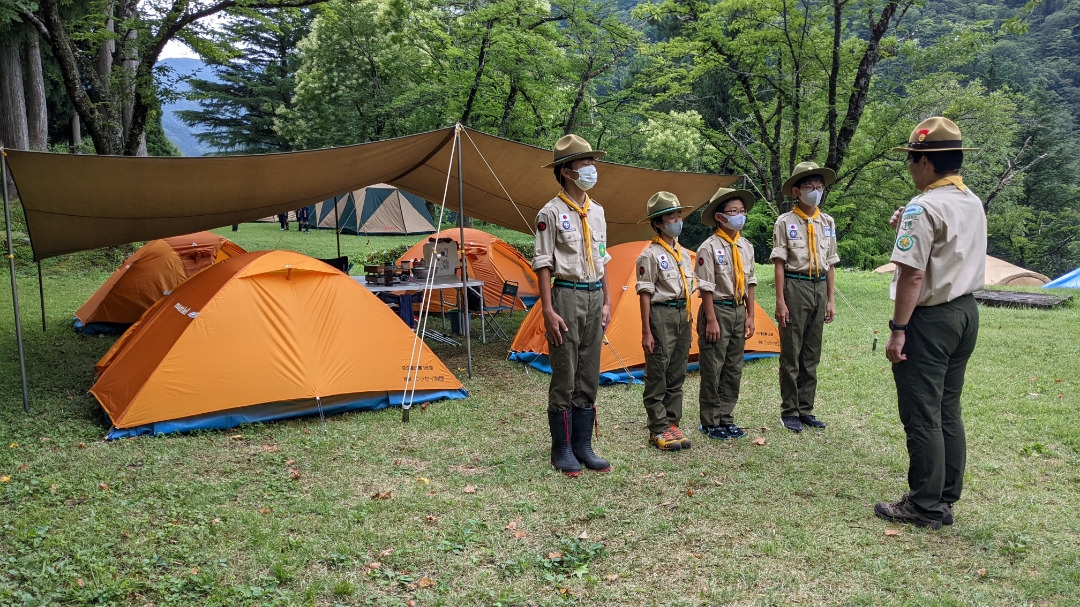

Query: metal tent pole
left=456, top=126, right=472, bottom=379
left=334, top=195, right=342, bottom=258
left=2, top=150, right=31, bottom=412
left=37, top=261, right=45, bottom=331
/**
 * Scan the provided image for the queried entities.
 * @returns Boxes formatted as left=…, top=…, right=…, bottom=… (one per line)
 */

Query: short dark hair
left=909, top=150, right=963, bottom=173
left=793, top=175, right=825, bottom=190
left=651, top=216, right=665, bottom=235
left=554, top=164, right=566, bottom=186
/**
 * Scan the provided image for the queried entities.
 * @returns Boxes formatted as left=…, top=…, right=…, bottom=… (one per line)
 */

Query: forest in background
left=1, top=0, right=1077, bottom=275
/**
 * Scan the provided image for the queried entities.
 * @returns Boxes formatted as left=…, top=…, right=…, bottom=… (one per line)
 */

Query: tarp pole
left=334, top=196, right=341, bottom=258
left=2, top=150, right=31, bottom=412
left=37, top=261, right=45, bottom=331
left=456, top=126, right=472, bottom=379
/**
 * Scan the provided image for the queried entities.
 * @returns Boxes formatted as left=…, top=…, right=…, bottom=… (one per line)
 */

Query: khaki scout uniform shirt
left=695, top=234, right=757, bottom=299
left=532, top=194, right=611, bottom=282
left=770, top=210, right=841, bottom=273
left=890, top=184, right=986, bottom=307
left=635, top=241, right=694, bottom=302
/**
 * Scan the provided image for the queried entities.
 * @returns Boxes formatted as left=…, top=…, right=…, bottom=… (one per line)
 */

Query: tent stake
left=2, top=150, right=31, bottom=412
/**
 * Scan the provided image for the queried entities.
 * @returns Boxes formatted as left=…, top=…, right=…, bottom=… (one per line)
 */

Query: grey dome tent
left=313, top=184, right=436, bottom=235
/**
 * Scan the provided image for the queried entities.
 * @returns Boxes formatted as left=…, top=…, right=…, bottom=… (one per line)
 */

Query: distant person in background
left=875, top=117, right=985, bottom=530
left=278, top=212, right=289, bottom=231
left=231, top=224, right=239, bottom=232
left=296, top=207, right=311, bottom=232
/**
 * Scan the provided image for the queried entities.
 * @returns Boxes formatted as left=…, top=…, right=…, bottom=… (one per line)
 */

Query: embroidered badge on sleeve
left=537, top=221, right=547, bottom=231
left=896, top=234, right=915, bottom=251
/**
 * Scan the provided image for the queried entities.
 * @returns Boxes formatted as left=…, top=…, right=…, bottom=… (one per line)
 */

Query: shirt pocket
left=557, top=230, right=583, bottom=245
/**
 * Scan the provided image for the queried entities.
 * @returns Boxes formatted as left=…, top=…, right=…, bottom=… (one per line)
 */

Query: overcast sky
left=161, top=39, right=199, bottom=60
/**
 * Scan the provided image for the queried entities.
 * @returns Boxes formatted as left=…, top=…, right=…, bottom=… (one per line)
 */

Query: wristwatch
left=889, top=319, right=908, bottom=332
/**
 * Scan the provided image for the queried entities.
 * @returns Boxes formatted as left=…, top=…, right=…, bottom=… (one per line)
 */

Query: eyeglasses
left=799, top=184, right=824, bottom=192
left=721, top=209, right=747, bottom=216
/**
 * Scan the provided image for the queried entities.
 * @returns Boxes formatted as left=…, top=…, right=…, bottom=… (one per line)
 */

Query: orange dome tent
left=397, top=228, right=540, bottom=310
left=74, top=231, right=246, bottom=334
left=508, top=241, right=780, bottom=383
left=92, top=250, right=466, bottom=439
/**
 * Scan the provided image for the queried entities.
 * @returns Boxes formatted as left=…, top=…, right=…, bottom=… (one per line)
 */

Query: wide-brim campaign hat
left=637, top=191, right=694, bottom=224
left=701, top=187, right=756, bottom=228
left=782, top=161, right=837, bottom=196
left=892, top=116, right=978, bottom=153
left=541, top=134, right=606, bottom=168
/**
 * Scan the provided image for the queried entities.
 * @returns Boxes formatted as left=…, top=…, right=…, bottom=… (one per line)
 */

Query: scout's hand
left=886, top=331, right=907, bottom=363
left=889, top=206, right=905, bottom=230
left=775, top=302, right=790, bottom=328
left=642, top=333, right=655, bottom=354
left=543, top=309, right=569, bottom=347
left=745, top=317, right=755, bottom=339
left=602, top=302, right=611, bottom=328
left=705, top=318, right=721, bottom=343
left=825, top=300, right=836, bottom=323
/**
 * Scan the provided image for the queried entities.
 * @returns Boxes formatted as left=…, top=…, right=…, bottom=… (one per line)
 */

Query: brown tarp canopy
left=4, top=125, right=739, bottom=261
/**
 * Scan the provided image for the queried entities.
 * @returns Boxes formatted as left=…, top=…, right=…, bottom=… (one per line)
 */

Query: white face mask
left=572, top=165, right=598, bottom=191
left=661, top=220, right=683, bottom=238
left=799, top=189, right=822, bottom=207
left=722, top=214, right=747, bottom=231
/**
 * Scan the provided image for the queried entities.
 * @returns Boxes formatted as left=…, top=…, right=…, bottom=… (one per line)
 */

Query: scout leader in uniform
left=533, top=134, right=613, bottom=477
left=771, top=162, right=840, bottom=433
left=875, top=117, right=986, bottom=529
left=635, top=192, right=696, bottom=451
left=695, top=188, right=758, bottom=441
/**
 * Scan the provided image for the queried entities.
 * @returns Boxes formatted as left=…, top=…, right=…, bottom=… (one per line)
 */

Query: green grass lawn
left=1, top=224, right=1079, bottom=606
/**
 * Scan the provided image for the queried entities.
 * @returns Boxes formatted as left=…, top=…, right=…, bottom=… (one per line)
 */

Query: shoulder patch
left=902, top=204, right=925, bottom=217
left=537, top=221, right=547, bottom=231
left=698, top=257, right=705, bottom=266
left=638, top=266, right=645, bottom=276
left=896, top=234, right=915, bottom=251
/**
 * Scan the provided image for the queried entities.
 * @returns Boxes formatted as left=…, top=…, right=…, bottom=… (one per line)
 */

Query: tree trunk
left=0, top=37, right=30, bottom=150
left=460, top=20, right=494, bottom=127
left=71, top=113, right=81, bottom=152
left=498, top=80, right=519, bottom=138
left=97, top=2, right=115, bottom=89
left=25, top=33, right=48, bottom=151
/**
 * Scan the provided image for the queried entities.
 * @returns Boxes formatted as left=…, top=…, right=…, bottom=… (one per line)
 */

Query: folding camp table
left=354, top=276, right=486, bottom=345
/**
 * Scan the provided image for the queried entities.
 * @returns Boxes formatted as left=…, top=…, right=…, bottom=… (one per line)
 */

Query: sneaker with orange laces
left=650, top=428, right=683, bottom=451
left=668, top=425, right=691, bottom=450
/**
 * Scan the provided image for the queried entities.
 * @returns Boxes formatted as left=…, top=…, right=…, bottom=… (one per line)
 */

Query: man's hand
left=602, top=302, right=612, bottom=327
left=642, top=332, right=654, bottom=354
left=705, top=318, right=721, bottom=343
left=543, top=308, right=569, bottom=346
left=744, top=316, right=755, bottom=339
left=886, top=331, right=907, bottom=363
left=889, top=206, right=905, bottom=230
left=825, top=300, right=836, bottom=323
left=775, top=302, right=790, bottom=328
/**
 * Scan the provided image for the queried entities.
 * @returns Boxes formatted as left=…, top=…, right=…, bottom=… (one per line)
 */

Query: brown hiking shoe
left=650, top=428, right=683, bottom=451
left=874, top=493, right=943, bottom=529
left=668, top=425, right=691, bottom=449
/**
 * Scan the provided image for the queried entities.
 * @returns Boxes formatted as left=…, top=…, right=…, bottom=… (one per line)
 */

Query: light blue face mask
left=662, top=220, right=683, bottom=238
left=722, top=213, right=747, bottom=231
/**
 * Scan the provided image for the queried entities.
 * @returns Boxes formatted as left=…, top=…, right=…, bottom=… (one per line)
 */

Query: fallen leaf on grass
left=977, top=568, right=987, bottom=576
left=700, top=472, right=707, bottom=477
left=371, top=491, right=392, bottom=500
left=19, top=463, right=28, bottom=471
left=76, top=578, right=84, bottom=588
left=289, top=468, right=302, bottom=480
left=1055, top=379, right=1063, bottom=383
left=751, top=437, right=767, bottom=446
left=417, top=477, right=430, bottom=484
left=367, top=562, right=381, bottom=570
left=884, top=529, right=900, bottom=536
left=285, top=459, right=296, bottom=466
left=1030, top=376, right=1038, bottom=381
left=379, top=548, right=393, bottom=557
left=98, top=483, right=109, bottom=491
left=690, top=551, right=702, bottom=558
left=261, top=444, right=280, bottom=452
left=258, top=507, right=273, bottom=514
left=8, top=443, right=17, bottom=448
left=418, top=577, right=435, bottom=588
left=424, top=515, right=439, bottom=523
left=514, top=531, right=527, bottom=539
left=686, top=489, right=695, bottom=497
left=713, top=480, right=723, bottom=486
left=1059, top=393, right=1066, bottom=399
left=0, top=476, right=9, bottom=483
left=76, top=442, right=87, bottom=449
left=229, top=434, right=244, bottom=440
left=191, top=567, right=198, bottom=575
left=505, top=516, right=521, bottom=530
left=660, top=501, right=673, bottom=507
left=302, top=428, right=312, bottom=435
left=548, top=551, right=562, bottom=559
left=406, top=600, right=416, bottom=607
left=604, top=574, right=619, bottom=582
left=656, top=472, right=665, bottom=478
left=578, top=530, right=588, bottom=539
left=558, top=588, right=574, bottom=596
left=50, top=484, right=57, bottom=493
left=463, top=485, right=477, bottom=494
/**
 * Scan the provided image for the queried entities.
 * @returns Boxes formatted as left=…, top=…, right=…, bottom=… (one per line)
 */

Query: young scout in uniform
left=695, top=188, right=758, bottom=441
left=635, top=192, right=696, bottom=451
left=533, top=134, right=613, bottom=477
left=771, top=162, right=839, bottom=433
left=875, top=117, right=985, bottom=529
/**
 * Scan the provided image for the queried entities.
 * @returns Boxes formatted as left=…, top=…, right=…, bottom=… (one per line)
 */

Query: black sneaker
left=725, top=424, right=746, bottom=438
left=700, top=425, right=731, bottom=440
left=799, top=414, right=826, bottom=429
left=781, top=416, right=803, bottom=433
left=942, top=502, right=954, bottom=526
left=874, top=493, right=943, bottom=529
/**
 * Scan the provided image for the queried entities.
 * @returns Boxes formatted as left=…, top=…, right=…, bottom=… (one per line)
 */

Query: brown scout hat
left=782, top=161, right=837, bottom=196
left=892, top=116, right=978, bottom=153
left=638, top=191, right=694, bottom=224
left=701, top=187, right=756, bottom=228
left=541, top=134, right=607, bottom=168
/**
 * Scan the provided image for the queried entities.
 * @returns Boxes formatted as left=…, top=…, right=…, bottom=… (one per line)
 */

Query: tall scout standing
left=636, top=192, right=696, bottom=451
left=771, top=162, right=839, bottom=433
left=534, top=134, right=613, bottom=477
left=695, top=188, right=758, bottom=441
left=875, top=117, right=985, bottom=529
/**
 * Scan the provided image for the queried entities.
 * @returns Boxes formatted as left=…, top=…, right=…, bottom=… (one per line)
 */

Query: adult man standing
left=875, top=117, right=985, bottom=529
left=534, top=134, right=612, bottom=477
left=771, top=162, right=839, bottom=433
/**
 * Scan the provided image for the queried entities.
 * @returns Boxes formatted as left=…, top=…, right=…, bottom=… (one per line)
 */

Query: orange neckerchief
left=714, top=228, right=746, bottom=302
left=792, top=205, right=821, bottom=278
left=558, top=190, right=595, bottom=277
left=924, top=175, right=967, bottom=193
left=651, top=236, right=692, bottom=322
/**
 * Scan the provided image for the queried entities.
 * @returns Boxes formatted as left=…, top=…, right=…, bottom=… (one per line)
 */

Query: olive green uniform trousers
left=698, top=302, right=746, bottom=427
left=779, top=278, right=827, bottom=418
left=642, top=304, right=692, bottom=434
left=547, top=286, right=604, bottom=412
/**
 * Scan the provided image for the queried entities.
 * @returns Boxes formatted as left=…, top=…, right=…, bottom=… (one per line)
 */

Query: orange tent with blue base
left=509, top=241, right=780, bottom=384
left=92, top=250, right=466, bottom=439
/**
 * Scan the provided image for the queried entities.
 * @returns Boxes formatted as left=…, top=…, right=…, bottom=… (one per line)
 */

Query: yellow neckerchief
left=651, top=236, right=693, bottom=322
left=714, top=228, right=746, bottom=302
left=792, top=205, right=821, bottom=278
left=923, top=175, right=967, bottom=193
left=557, top=190, right=595, bottom=277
